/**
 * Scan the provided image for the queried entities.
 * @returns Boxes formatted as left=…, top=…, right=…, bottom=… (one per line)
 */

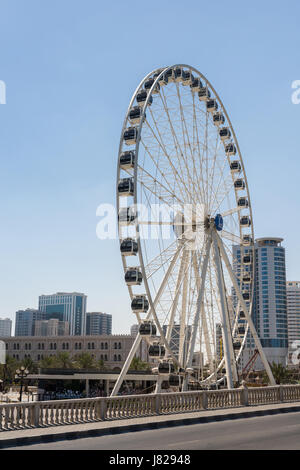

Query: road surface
left=7, top=411, right=300, bottom=450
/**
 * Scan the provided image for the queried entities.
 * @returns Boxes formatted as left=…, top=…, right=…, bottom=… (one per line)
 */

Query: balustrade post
left=202, top=391, right=208, bottom=410
left=34, top=403, right=40, bottom=426
left=99, top=399, right=107, bottom=420
left=279, top=385, right=284, bottom=402
left=155, top=394, right=161, bottom=415
left=240, top=381, right=249, bottom=406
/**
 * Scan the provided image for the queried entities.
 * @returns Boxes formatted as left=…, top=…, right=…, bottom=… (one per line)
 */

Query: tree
left=74, top=352, right=96, bottom=369
left=270, top=362, right=291, bottom=385
left=38, top=356, right=57, bottom=369
left=96, top=358, right=106, bottom=370
left=54, top=352, right=74, bottom=369
left=0, top=356, right=20, bottom=390
left=21, top=356, right=38, bottom=373
left=129, top=356, right=149, bottom=371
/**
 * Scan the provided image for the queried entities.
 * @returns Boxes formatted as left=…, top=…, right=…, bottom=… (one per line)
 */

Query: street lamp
left=15, top=366, right=29, bottom=402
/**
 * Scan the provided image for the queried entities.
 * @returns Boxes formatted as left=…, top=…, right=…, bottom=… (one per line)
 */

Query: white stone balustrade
left=1, top=385, right=300, bottom=432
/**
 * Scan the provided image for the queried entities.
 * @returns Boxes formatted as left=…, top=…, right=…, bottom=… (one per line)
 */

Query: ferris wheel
left=112, top=64, right=275, bottom=396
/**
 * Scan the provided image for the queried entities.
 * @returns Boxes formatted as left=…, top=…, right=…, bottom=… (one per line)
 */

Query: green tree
left=129, top=356, right=149, bottom=371
left=38, top=356, right=57, bottom=369
left=96, top=358, right=106, bottom=370
left=0, top=356, right=20, bottom=390
left=74, top=352, right=96, bottom=369
left=21, top=356, right=38, bottom=373
left=54, top=352, right=74, bottom=369
left=270, top=362, right=291, bottom=385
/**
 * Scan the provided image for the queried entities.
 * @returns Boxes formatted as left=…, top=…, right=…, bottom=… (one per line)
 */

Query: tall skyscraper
left=162, top=324, right=192, bottom=361
left=287, top=281, right=300, bottom=363
left=86, top=312, right=112, bottom=335
left=0, top=318, right=12, bottom=337
left=130, top=324, right=139, bottom=337
left=38, top=292, right=87, bottom=336
left=233, top=237, right=288, bottom=367
left=15, top=309, right=44, bottom=336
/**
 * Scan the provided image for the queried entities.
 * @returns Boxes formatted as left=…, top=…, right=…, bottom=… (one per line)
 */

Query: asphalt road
left=7, top=411, right=300, bottom=450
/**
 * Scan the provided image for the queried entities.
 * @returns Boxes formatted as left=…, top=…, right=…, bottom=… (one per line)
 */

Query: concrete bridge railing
left=1, top=384, right=300, bottom=432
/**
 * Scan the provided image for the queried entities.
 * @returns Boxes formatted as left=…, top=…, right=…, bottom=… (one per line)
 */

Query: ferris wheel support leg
left=215, top=232, right=276, bottom=386
left=111, top=333, right=143, bottom=397
left=191, top=253, right=214, bottom=373
left=212, top=231, right=235, bottom=389
left=166, top=248, right=188, bottom=346
left=143, top=246, right=183, bottom=367
left=186, top=235, right=212, bottom=372
left=179, top=250, right=190, bottom=366
left=154, top=376, right=163, bottom=394
left=212, top=231, right=238, bottom=388
left=111, top=246, right=183, bottom=397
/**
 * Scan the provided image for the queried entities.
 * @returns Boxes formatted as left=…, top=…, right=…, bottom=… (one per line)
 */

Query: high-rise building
left=38, top=292, right=87, bottom=336
left=15, top=309, right=44, bottom=336
left=34, top=319, right=70, bottom=337
left=130, top=324, right=139, bottom=337
left=0, top=318, right=12, bottom=337
left=162, top=324, right=192, bottom=361
left=86, top=312, right=112, bottom=335
left=233, top=237, right=288, bottom=367
left=287, top=281, right=300, bottom=362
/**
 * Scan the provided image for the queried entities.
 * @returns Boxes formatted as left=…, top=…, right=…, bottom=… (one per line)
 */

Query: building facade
left=86, top=312, right=112, bottom=335
left=1, top=335, right=147, bottom=369
left=287, top=281, right=300, bottom=363
left=15, top=309, right=44, bottom=336
left=0, top=318, right=12, bottom=337
left=38, top=292, right=87, bottom=336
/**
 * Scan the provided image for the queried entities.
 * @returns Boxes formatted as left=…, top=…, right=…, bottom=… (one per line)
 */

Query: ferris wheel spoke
left=144, top=240, right=179, bottom=279
left=209, top=171, right=235, bottom=215
left=157, top=87, right=203, bottom=206
left=143, top=116, right=191, bottom=204
left=157, top=87, right=194, bottom=194
left=221, top=206, right=242, bottom=218
left=205, top=153, right=230, bottom=214
left=192, top=93, right=207, bottom=205
left=137, top=162, right=183, bottom=208
left=220, top=229, right=241, bottom=245
left=206, top=132, right=222, bottom=212
left=174, top=83, right=203, bottom=205
left=138, top=138, right=186, bottom=204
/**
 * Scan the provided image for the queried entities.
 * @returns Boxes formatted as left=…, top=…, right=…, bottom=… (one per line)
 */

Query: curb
left=1, top=404, right=300, bottom=448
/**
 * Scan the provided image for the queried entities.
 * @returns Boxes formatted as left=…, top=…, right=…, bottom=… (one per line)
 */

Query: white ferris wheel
left=112, top=64, right=275, bottom=396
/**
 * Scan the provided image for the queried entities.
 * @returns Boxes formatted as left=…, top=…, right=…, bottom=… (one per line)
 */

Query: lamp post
left=15, top=366, right=29, bottom=402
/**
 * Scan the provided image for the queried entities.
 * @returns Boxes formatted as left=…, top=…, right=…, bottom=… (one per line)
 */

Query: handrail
left=1, top=385, right=300, bottom=431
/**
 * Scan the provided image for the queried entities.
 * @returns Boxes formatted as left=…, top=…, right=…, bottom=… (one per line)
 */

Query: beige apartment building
left=0, top=335, right=148, bottom=369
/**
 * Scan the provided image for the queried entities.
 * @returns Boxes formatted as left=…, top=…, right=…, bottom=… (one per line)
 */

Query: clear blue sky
left=0, top=0, right=299, bottom=334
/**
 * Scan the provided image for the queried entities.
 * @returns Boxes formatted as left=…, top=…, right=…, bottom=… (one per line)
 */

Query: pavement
left=1, top=401, right=300, bottom=449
